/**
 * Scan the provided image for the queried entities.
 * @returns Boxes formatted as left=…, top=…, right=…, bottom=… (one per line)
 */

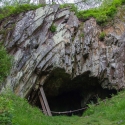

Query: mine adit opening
left=27, top=68, right=117, bottom=116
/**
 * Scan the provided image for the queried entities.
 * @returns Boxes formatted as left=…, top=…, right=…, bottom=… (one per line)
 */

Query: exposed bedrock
left=0, top=5, right=125, bottom=99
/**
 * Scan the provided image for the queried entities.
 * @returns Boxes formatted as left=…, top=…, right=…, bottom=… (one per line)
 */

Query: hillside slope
left=0, top=90, right=125, bottom=125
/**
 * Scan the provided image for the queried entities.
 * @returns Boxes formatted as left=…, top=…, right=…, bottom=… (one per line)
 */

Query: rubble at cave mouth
left=27, top=68, right=117, bottom=116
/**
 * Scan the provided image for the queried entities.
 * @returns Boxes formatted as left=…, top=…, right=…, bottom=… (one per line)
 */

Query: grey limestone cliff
left=0, top=5, right=125, bottom=98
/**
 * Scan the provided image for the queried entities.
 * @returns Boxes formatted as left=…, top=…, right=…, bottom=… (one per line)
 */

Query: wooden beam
left=39, top=75, right=49, bottom=86
left=40, top=87, right=52, bottom=116
left=38, top=92, right=48, bottom=115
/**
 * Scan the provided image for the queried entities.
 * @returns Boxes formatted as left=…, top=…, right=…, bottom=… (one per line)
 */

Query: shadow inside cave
left=27, top=68, right=117, bottom=116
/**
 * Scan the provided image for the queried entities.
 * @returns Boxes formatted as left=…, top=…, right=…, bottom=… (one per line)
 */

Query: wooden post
left=39, top=86, right=52, bottom=116
left=38, top=92, right=48, bottom=115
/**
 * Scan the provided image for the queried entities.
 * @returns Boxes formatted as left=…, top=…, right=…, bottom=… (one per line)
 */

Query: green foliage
left=76, top=0, right=125, bottom=25
left=121, top=0, right=125, bottom=4
left=0, top=44, right=12, bottom=83
left=60, top=0, right=125, bottom=25
left=0, top=4, right=45, bottom=21
left=0, top=91, right=79, bottom=125
left=59, top=3, right=69, bottom=8
left=50, top=24, right=57, bottom=33
left=0, top=93, right=13, bottom=125
left=0, top=24, right=15, bottom=41
left=99, top=32, right=106, bottom=41
left=0, top=0, right=124, bottom=26
left=82, top=91, right=125, bottom=125
left=1, top=90, right=125, bottom=125
left=79, top=33, right=84, bottom=38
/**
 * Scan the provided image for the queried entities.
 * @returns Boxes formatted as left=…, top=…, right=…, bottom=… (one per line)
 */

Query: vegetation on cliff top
left=1, top=90, right=125, bottom=125
left=60, top=0, right=125, bottom=25
left=0, top=0, right=125, bottom=25
left=0, top=3, right=45, bottom=21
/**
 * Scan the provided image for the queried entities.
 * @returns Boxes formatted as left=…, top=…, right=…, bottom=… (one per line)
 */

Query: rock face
left=0, top=5, right=125, bottom=97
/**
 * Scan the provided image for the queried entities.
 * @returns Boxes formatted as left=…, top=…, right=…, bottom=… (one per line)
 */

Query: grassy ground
left=0, top=90, right=125, bottom=125
left=74, top=91, right=125, bottom=125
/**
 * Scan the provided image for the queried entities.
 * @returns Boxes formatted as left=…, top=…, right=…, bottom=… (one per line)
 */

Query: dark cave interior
left=27, top=68, right=117, bottom=116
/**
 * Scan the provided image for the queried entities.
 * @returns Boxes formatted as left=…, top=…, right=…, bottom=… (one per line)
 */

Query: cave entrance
left=47, top=89, right=83, bottom=116
left=27, top=68, right=117, bottom=116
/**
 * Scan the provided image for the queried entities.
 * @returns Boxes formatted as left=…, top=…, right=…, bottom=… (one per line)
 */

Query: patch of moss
left=79, top=33, right=84, bottom=38
left=50, top=24, right=57, bottom=33
left=0, top=23, right=15, bottom=40
left=72, top=36, right=75, bottom=41
left=99, top=32, right=106, bottom=41
left=0, top=30, right=6, bottom=34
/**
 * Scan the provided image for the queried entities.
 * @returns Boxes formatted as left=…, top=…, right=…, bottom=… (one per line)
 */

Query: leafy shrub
left=60, top=0, right=125, bottom=25
left=99, top=32, right=106, bottom=41
left=78, top=0, right=125, bottom=25
left=0, top=44, right=12, bottom=83
left=121, top=0, right=125, bottom=4
left=0, top=4, right=45, bottom=21
left=84, top=103, right=95, bottom=116
left=0, top=95, right=13, bottom=125
left=50, top=24, right=57, bottom=33
left=1, top=0, right=124, bottom=26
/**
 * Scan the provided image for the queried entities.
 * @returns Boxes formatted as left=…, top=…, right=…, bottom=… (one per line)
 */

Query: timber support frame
left=39, top=86, right=52, bottom=116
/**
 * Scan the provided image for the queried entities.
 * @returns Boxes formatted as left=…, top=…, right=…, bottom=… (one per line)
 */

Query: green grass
left=60, top=0, right=125, bottom=25
left=77, top=0, right=117, bottom=23
left=0, top=4, right=45, bottom=21
left=1, top=90, right=125, bottom=125
left=0, top=0, right=125, bottom=25
left=80, top=0, right=125, bottom=25
left=74, top=91, right=125, bottom=125
left=0, top=91, right=79, bottom=125
left=0, top=44, right=12, bottom=83
left=99, top=32, right=106, bottom=41
left=79, top=33, right=84, bottom=38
